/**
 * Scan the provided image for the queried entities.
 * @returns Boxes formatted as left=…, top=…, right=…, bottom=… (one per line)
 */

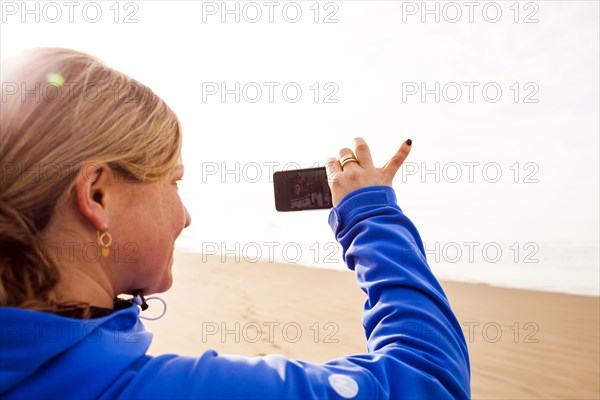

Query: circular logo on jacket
left=328, top=374, right=359, bottom=398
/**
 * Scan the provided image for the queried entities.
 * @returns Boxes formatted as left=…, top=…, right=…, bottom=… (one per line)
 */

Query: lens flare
left=46, top=72, right=64, bottom=87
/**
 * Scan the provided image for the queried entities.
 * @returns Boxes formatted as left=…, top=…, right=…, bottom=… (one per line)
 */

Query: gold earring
left=97, top=228, right=113, bottom=257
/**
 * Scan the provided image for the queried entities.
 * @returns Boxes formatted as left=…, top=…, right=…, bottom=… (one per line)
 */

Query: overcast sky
left=2, top=1, right=598, bottom=292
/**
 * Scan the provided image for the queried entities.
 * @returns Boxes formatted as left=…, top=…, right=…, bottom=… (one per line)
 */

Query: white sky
left=1, top=1, right=599, bottom=292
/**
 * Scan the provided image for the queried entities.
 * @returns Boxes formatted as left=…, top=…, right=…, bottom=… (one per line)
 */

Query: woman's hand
left=325, top=137, right=412, bottom=207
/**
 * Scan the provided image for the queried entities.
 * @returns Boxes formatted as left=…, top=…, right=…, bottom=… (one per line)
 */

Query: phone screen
left=273, top=167, right=333, bottom=211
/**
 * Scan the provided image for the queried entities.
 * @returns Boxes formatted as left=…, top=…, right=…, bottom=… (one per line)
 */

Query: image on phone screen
left=273, top=167, right=333, bottom=212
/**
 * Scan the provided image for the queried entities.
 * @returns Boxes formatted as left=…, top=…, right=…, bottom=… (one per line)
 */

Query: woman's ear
left=74, top=162, right=113, bottom=231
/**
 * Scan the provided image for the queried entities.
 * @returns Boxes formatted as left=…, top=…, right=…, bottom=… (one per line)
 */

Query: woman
left=0, top=48, right=470, bottom=399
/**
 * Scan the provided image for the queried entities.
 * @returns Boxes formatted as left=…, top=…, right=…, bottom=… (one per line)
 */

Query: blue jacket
left=0, top=186, right=470, bottom=399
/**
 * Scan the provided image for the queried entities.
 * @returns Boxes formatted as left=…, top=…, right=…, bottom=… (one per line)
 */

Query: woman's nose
left=184, top=206, right=192, bottom=228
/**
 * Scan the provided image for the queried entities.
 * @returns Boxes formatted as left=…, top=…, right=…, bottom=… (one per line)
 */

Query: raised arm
left=111, top=139, right=470, bottom=399
left=327, top=184, right=471, bottom=398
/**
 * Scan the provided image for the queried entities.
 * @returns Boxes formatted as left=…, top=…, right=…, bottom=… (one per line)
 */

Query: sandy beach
left=144, top=252, right=600, bottom=399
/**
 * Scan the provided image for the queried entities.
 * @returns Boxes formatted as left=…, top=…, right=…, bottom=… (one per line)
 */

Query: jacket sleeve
left=116, top=185, right=470, bottom=400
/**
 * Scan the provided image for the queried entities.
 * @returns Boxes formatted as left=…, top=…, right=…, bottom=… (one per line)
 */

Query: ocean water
left=172, top=174, right=599, bottom=297
left=175, top=198, right=599, bottom=297
left=176, top=237, right=599, bottom=297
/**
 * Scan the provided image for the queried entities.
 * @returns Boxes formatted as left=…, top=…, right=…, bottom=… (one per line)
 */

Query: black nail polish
left=406, top=139, right=412, bottom=146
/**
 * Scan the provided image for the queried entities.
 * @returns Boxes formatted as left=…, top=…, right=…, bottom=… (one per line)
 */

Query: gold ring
left=339, top=153, right=358, bottom=169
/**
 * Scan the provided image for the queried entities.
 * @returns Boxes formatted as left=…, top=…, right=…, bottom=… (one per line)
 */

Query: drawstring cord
left=131, top=289, right=167, bottom=320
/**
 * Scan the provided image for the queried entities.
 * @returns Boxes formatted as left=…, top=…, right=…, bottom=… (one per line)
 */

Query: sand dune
left=143, top=253, right=600, bottom=399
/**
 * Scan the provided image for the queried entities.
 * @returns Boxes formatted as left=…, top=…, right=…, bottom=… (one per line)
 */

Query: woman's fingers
left=381, top=139, right=412, bottom=180
left=338, top=147, right=354, bottom=159
left=353, top=137, right=374, bottom=169
left=325, top=157, right=341, bottom=180
left=327, top=138, right=412, bottom=207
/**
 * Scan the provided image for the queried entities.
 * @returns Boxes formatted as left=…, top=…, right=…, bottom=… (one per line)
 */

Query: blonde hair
left=0, top=48, right=182, bottom=314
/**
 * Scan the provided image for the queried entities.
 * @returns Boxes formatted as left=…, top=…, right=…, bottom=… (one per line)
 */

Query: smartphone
left=273, top=167, right=333, bottom=211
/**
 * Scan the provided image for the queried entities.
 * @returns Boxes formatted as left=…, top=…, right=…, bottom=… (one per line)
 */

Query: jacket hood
left=0, top=305, right=151, bottom=397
